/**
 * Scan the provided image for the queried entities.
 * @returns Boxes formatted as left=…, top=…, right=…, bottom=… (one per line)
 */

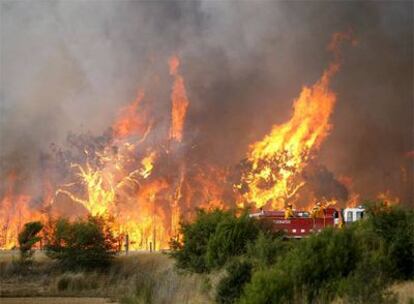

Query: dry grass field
left=0, top=250, right=213, bottom=304
left=0, top=250, right=412, bottom=304
left=391, top=281, right=414, bottom=304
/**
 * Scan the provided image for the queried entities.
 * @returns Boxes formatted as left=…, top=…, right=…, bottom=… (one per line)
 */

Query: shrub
left=169, top=208, right=233, bottom=273
left=285, top=228, right=359, bottom=302
left=170, top=203, right=413, bottom=303
left=18, top=221, right=43, bottom=263
left=246, top=231, right=288, bottom=269
left=335, top=221, right=395, bottom=303
left=365, top=202, right=414, bottom=279
left=216, top=260, right=252, bottom=304
left=56, top=272, right=100, bottom=292
left=206, top=214, right=259, bottom=269
left=338, top=259, right=397, bottom=304
left=240, top=204, right=414, bottom=304
left=240, top=225, right=393, bottom=304
left=238, top=265, right=293, bottom=303
left=45, top=216, right=117, bottom=270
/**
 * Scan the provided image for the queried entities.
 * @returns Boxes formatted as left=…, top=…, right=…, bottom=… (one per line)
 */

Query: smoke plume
left=1, top=1, right=412, bottom=205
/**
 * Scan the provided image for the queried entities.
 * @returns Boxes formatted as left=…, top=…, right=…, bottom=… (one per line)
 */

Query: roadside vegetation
left=170, top=202, right=414, bottom=304
left=1, top=201, right=413, bottom=304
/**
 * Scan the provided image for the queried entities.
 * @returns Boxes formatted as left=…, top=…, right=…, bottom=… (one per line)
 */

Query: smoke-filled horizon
left=1, top=1, right=413, bottom=205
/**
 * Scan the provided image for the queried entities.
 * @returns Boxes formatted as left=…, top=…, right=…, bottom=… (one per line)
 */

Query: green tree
left=45, top=216, right=117, bottom=270
left=18, top=221, right=43, bottom=263
left=206, top=214, right=259, bottom=269
left=169, top=209, right=233, bottom=273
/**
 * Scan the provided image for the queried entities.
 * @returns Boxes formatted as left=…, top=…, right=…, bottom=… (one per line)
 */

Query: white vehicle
left=343, top=206, right=365, bottom=223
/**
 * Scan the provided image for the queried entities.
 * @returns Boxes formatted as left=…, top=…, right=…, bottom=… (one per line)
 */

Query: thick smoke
left=1, top=1, right=412, bottom=204
left=302, top=162, right=349, bottom=203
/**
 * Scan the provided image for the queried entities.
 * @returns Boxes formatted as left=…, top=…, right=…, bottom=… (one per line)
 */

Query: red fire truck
left=249, top=206, right=365, bottom=238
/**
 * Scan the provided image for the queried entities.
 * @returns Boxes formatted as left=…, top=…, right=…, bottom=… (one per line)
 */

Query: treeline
left=15, top=202, right=414, bottom=303
left=169, top=202, right=414, bottom=304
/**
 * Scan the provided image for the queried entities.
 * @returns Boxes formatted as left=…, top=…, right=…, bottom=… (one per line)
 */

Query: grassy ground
left=0, top=250, right=213, bottom=304
left=1, top=251, right=412, bottom=303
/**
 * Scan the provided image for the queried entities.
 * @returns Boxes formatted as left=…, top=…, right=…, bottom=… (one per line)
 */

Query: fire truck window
left=347, top=211, right=353, bottom=222
left=356, top=211, right=363, bottom=220
left=334, top=211, right=338, bottom=218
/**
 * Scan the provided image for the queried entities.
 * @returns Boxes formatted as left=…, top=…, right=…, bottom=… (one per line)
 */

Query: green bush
left=206, top=214, right=259, bottom=269
left=246, top=231, right=289, bottom=269
left=169, top=209, right=233, bottom=273
left=216, top=260, right=252, bottom=304
left=335, top=221, right=394, bottom=303
left=45, top=216, right=117, bottom=270
left=338, top=258, right=397, bottom=304
left=282, top=228, right=359, bottom=302
left=18, top=221, right=43, bottom=263
left=240, top=226, right=386, bottom=303
left=240, top=205, right=412, bottom=304
left=171, top=204, right=413, bottom=303
left=239, top=266, right=294, bottom=304
left=365, top=202, right=414, bottom=279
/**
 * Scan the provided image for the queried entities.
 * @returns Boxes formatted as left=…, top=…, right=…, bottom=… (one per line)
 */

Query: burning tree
left=35, top=55, right=233, bottom=251
left=236, top=31, right=354, bottom=211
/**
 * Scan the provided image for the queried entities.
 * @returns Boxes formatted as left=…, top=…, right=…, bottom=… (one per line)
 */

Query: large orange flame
left=0, top=172, right=41, bottom=249
left=169, top=56, right=189, bottom=142
left=139, top=151, right=157, bottom=179
left=112, top=90, right=151, bottom=139
left=238, top=32, right=353, bottom=210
